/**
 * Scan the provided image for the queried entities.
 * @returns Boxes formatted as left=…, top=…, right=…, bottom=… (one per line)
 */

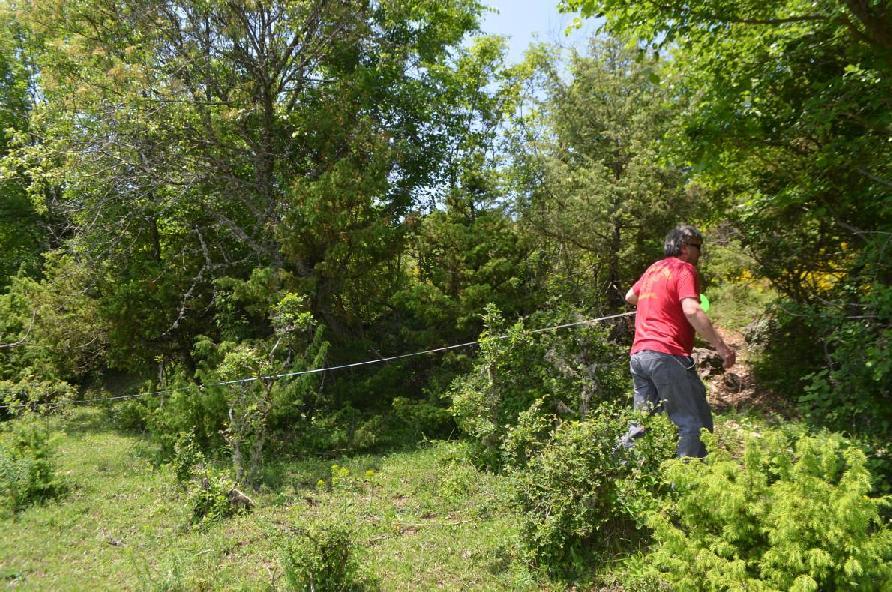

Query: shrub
left=697, top=234, right=776, bottom=332
left=748, top=285, right=892, bottom=492
left=746, top=301, right=821, bottom=400
left=295, top=405, right=360, bottom=454
left=513, top=407, right=676, bottom=576
left=281, top=515, right=372, bottom=592
left=0, top=418, right=65, bottom=515
left=170, top=431, right=206, bottom=487
left=185, top=464, right=247, bottom=526
left=172, top=430, right=250, bottom=526
left=0, top=255, right=109, bottom=384
left=501, top=398, right=557, bottom=469
left=643, top=428, right=892, bottom=591
left=144, top=374, right=228, bottom=461
left=391, top=396, right=455, bottom=440
left=110, top=398, right=151, bottom=432
left=450, top=305, right=628, bottom=469
left=348, top=414, right=388, bottom=452
left=0, top=374, right=76, bottom=418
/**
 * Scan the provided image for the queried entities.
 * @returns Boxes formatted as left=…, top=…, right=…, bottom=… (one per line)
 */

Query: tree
left=563, top=0, right=892, bottom=478
left=508, top=37, right=695, bottom=310
left=395, top=36, right=543, bottom=340
left=11, top=0, right=488, bottom=375
left=0, top=10, right=45, bottom=288
left=559, top=0, right=891, bottom=295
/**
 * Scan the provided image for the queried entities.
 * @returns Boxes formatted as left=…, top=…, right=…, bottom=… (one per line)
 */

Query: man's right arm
left=625, top=287, right=638, bottom=306
left=681, top=297, right=736, bottom=369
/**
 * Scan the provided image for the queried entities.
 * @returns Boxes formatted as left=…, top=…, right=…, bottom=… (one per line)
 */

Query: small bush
left=110, top=398, right=151, bottom=432
left=0, top=256, right=109, bottom=384
left=173, top=434, right=251, bottom=527
left=281, top=515, right=372, bottom=592
left=643, top=428, right=892, bottom=591
left=450, top=305, right=628, bottom=469
left=185, top=465, right=245, bottom=526
left=145, top=379, right=228, bottom=461
left=0, top=418, right=65, bottom=515
left=0, top=375, right=75, bottom=418
left=349, top=414, right=388, bottom=451
left=513, top=407, right=676, bottom=576
left=170, top=432, right=206, bottom=487
left=749, top=288, right=892, bottom=492
left=391, top=396, right=455, bottom=440
left=501, top=398, right=556, bottom=469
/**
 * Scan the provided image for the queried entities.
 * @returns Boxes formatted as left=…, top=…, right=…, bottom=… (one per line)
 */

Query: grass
left=0, top=408, right=554, bottom=591
left=0, top=403, right=811, bottom=590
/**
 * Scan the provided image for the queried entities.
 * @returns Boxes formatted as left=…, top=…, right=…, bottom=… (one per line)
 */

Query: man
left=624, top=224, right=735, bottom=457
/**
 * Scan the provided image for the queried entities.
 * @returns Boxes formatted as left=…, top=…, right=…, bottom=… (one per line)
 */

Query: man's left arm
left=681, top=297, right=736, bottom=369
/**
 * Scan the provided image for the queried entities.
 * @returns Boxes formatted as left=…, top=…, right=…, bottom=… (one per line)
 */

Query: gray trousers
left=630, top=350, right=714, bottom=457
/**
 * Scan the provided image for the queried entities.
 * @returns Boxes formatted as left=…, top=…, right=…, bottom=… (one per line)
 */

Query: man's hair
left=663, top=224, right=703, bottom=257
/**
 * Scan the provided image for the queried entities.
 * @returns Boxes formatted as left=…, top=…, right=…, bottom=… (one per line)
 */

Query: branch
left=858, top=167, right=892, bottom=189
left=836, top=219, right=892, bottom=238
left=841, top=0, right=892, bottom=52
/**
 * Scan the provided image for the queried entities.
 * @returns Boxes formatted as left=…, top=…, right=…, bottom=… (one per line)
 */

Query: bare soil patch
left=701, top=329, right=797, bottom=417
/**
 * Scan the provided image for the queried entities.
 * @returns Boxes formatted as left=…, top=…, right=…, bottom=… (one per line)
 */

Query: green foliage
left=390, top=396, right=456, bottom=441
left=209, top=272, right=330, bottom=439
left=746, top=303, right=818, bottom=397
left=281, top=515, right=371, bottom=592
left=170, top=431, right=206, bottom=487
left=513, top=409, right=677, bottom=576
left=170, top=432, right=249, bottom=528
left=697, top=230, right=777, bottom=332
left=197, top=306, right=325, bottom=485
left=142, top=283, right=328, bottom=482
left=644, top=428, right=892, bottom=591
left=0, top=374, right=75, bottom=418
left=799, top=281, right=892, bottom=489
left=7, top=0, right=492, bottom=384
left=750, top=285, right=892, bottom=490
left=0, top=255, right=108, bottom=384
left=0, top=418, right=64, bottom=516
left=500, top=398, right=556, bottom=469
left=449, top=305, right=628, bottom=468
left=0, top=9, right=44, bottom=288
left=110, top=398, right=152, bottom=433
left=185, top=464, right=244, bottom=527
left=214, top=344, right=277, bottom=488
left=508, top=37, right=692, bottom=309
left=145, top=379, right=228, bottom=461
left=407, top=208, right=539, bottom=333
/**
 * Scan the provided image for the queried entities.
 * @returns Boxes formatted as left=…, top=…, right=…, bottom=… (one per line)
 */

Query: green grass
left=2, top=407, right=805, bottom=590
left=0, top=408, right=555, bottom=591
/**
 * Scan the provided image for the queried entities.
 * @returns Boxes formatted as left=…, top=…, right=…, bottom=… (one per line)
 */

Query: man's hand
left=717, top=344, right=736, bottom=370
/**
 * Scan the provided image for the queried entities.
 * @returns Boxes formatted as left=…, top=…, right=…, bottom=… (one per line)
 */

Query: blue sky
left=478, top=0, right=601, bottom=64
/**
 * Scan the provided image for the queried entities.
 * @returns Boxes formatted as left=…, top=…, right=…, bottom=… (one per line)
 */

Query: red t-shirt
left=630, top=257, right=699, bottom=356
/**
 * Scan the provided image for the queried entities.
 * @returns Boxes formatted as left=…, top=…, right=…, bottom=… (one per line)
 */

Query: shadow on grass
left=258, top=424, right=455, bottom=495
left=260, top=453, right=389, bottom=503
left=485, top=544, right=514, bottom=575
left=54, top=406, right=118, bottom=437
left=46, top=403, right=463, bottom=503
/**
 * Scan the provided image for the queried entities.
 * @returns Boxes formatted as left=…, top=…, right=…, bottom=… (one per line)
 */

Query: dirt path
left=702, top=328, right=796, bottom=417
